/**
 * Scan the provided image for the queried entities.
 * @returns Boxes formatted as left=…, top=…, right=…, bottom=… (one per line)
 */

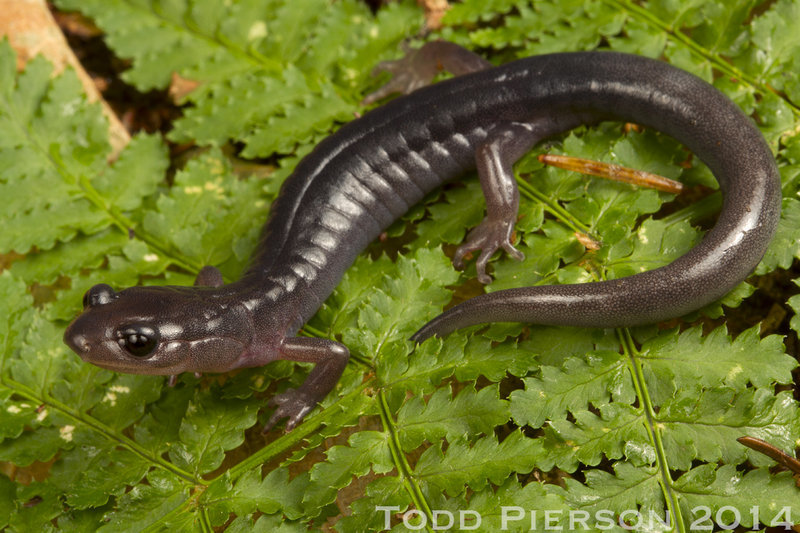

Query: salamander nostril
left=63, top=330, right=90, bottom=354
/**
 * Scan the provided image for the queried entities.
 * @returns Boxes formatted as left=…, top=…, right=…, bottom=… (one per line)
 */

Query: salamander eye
left=117, top=326, right=159, bottom=357
left=83, top=284, right=117, bottom=308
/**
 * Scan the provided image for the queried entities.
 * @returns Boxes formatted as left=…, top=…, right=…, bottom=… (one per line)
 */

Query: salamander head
left=64, top=283, right=255, bottom=375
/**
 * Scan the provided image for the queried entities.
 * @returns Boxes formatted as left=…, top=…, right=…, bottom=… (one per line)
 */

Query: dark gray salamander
left=64, top=43, right=781, bottom=430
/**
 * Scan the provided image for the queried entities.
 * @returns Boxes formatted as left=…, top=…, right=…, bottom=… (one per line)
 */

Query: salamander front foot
left=262, top=336, right=349, bottom=433
left=263, top=388, right=317, bottom=433
left=454, top=217, right=524, bottom=284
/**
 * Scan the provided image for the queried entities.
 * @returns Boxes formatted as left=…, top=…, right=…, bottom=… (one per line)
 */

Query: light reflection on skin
left=159, top=322, right=184, bottom=338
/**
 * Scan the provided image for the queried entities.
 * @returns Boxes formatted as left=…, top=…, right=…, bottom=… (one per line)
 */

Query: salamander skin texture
left=63, top=42, right=781, bottom=430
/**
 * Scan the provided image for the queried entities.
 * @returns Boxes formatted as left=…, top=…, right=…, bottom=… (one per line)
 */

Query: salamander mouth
left=85, top=359, right=148, bottom=373
left=71, top=351, right=173, bottom=374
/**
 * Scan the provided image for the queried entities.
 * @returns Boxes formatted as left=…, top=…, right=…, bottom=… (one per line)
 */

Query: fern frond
left=54, top=0, right=419, bottom=159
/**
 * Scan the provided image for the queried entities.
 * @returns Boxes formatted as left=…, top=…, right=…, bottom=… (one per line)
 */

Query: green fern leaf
left=10, top=481, right=63, bottom=531
left=227, top=514, right=306, bottom=533
left=546, top=403, right=648, bottom=472
left=129, top=384, right=191, bottom=460
left=640, top=326, right=794, bottom=402
left=510, top=350, right=634, bottom=428
left=396, top=384, right=510, bottom=450
left=94, top=134, right=167, bottom=211
left=563, top=462, right=664, bottom=525
left=390, top=336, right=539, bottom=408
left=55, top=0, right=418, bottom=159
left=202, top=467, right=307, bottom=524
left=0, top=475, right=13, bottom=529
left=169, top=389, right=259, bottom=476
left=54, top=0, right=259, bottom=90
left=341, top=247, right=459, bottom=361
left=44, top=239, right=178, bottom=322
left=756, top=198, right=800, bottom=273
left=676, top=465, right=799, bottom=529
left=789, top=278, right=800, bottom=335
left=97, top=469, right=188, bottom=532
left=605, top=218, right=698, bottom=279
left=167, top=65, right=311, bottom=149
left=738, top=0, right=800, bottom=107
left=657, top=388, right=799, bottom=470
left=489, top=219, right=585, bottom=290
left=239, top=82, right=353, bottom=158
left=48, top=435, right=151, bottom=509
left=414, top=431, right=544, bottom=496
left=10, top=228, right=128, bottom=287
left=0, top=45, right=165, bottom=255
left=444, top=0, right=521, bottom=25
left=304, top=431, right=393, bottom=508
left=310, top=253, right=396, bottom=335
left=141, top=147, right=267, bottom=275
left=690, top=0, right=757, bottom=53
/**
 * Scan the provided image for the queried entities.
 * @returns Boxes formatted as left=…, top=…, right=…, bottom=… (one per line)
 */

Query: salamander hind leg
left=362, top=41, right=492, bottom=105
left=263, top=337, right=349, bottom=432
left=454, top=122, right=545, bottom=283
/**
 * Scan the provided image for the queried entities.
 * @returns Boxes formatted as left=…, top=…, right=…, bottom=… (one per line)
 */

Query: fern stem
left=198, top=506, right=214, bottom=533
left=139, top=495, right=214, bottom=533
left=517, top=177, right=597, bottom=238
left=377, top=389, right=434, bottom=531
left=299, top=323, right=326, bottom=338
left=221, top=379, right=374, bottom=481
left=604, top=0, right=800, bottom=119
left=108, top=205, right=205, bottom=274
left=0, top=374, right=199, bottom=484
left=660, top=192, right=722, bottom=227
left=76, top=176, right=205, bottom=275
left=616, top=328, right=686, bottom=533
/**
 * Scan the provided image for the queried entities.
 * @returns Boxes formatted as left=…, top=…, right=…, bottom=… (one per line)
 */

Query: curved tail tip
left=410, top=324, right=437, bottom=345
left=412, top=311, right=464, bottom=344
left=409, top=329, right=428, bottom=345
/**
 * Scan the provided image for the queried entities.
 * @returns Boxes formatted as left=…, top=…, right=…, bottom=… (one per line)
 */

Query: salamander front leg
left=455, top=122, right=542, bottom=283
left=193, top=265, right=224, bottom=287
left=263, top=337, right=350, bottom=432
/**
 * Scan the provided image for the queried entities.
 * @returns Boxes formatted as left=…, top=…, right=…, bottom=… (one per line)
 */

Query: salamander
left=63, top=42, right=781, bottom=430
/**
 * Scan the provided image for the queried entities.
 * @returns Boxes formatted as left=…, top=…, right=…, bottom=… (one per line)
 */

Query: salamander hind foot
left=453, top=217, right=525, bottom=284
left=263, top=388, right=317, bottom=433
left=361, top=52, right=439, bottom=105
left=362, top=41, right=492, bottom=105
